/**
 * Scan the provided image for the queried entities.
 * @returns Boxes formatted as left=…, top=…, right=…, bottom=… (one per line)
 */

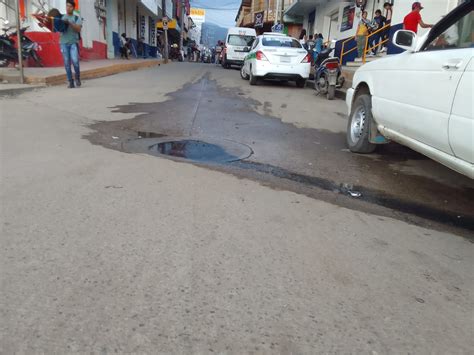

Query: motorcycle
left=313, top=47, right=344, bottom=100
left=0, top=20, right=43, bottom=67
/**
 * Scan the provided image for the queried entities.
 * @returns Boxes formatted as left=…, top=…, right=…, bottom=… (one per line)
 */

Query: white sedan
left=240, top=32, right=311, bottom=87
left=346, top=1, right=473, bottom=178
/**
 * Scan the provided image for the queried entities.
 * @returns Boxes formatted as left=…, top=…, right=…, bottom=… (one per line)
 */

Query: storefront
left=0, top=0, right=162, bottom=66
left=284, top=0, right=461, bottom=42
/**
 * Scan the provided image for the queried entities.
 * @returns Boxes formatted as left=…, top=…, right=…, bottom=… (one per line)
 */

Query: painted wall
left=300, top=0, right=461, bottom=42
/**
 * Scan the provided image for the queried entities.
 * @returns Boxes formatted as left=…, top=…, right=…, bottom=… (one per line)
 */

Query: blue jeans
left=371, top=33, right=381, bottom=54
left=60, top=43, right=80, bottom=81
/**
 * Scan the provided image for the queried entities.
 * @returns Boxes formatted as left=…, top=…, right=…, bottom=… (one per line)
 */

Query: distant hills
left=200, top=22, right=228, bottom=47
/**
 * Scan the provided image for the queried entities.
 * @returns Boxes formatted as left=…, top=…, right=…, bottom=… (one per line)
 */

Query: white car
left=223, top=27, right=256, bottom=68
left=346, top=1, right=473, bottom=179
left=240, top=32, right=311, bottom=87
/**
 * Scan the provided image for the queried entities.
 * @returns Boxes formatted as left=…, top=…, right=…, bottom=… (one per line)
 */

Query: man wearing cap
left=403, top=2, right=433, bottom=34
left=60, top=0, right=82, bottom=88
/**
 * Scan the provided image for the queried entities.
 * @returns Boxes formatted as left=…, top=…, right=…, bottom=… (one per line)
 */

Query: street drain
left=124, top=137, right=253, bottom=163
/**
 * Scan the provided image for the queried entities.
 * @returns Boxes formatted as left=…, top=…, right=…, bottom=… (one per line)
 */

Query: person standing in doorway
left=356, top=11, right=371, bottom=58
left=403, top=2, right=433, bottom=34
left=60, top=0, right=82, bottom=88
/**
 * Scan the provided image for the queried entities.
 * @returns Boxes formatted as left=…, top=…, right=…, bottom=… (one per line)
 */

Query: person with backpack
left=60, top=0, right=82, bottom=88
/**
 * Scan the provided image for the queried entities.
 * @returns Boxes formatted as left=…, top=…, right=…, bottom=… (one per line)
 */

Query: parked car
left=222, top=27, right=256, bottom=69
left=240, top=32, right=311, bottom=87
left=346, top=1, right=473, bottom=178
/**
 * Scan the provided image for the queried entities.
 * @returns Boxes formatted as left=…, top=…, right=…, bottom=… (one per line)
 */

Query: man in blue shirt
left=60, top=0, right=82, bottom=88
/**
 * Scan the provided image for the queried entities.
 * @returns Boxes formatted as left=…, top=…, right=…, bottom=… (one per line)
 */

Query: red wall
left=25, top=32, right=108, bottom=67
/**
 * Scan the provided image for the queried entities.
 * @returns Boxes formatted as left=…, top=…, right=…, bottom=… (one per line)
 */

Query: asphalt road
left=1, top=62, right=473, bottom=353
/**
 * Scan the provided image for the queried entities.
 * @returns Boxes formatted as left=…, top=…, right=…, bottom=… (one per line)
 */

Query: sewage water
left=149, top=140, right=241, bottom=163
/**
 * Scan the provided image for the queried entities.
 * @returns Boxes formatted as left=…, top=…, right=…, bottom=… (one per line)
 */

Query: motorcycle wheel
left=0, top=58, right=10, bottom=67
left=31, top=51, right=43, bottom=67
left=327, top=85, right=335, bottom=100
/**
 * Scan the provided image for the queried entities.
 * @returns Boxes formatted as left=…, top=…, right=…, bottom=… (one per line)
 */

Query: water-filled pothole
left=124, top=137, right=253, bottom=164
left=150, top=140, right=241, bottom=163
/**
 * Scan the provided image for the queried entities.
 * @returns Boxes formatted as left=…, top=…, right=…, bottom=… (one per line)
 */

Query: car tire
left=296, top=78, right=306, bottom=88
left=249, top=67, right=258, bottom=86
left=240, top=65, right=249, bottom=80
left=327, top=85, right=335, bottom=100
left=346, top=94, right=376, bottom=153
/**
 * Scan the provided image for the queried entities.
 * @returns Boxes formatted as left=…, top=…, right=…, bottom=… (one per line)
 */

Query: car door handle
left=442, top=61, right=462, bottom=70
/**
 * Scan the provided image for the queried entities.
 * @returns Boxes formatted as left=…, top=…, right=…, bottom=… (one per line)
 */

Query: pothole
left=125, top=137, right=253, bottom=163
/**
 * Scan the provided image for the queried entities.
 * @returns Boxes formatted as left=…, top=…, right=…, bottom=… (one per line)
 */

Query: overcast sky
left=189, top=0, right=241, bottom=28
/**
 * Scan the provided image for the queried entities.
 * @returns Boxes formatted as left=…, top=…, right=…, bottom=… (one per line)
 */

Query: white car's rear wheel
left=346, top=94, right=376, bottom=153
left=240, top=65, right=249, bottom=80
left=249, top=66, right=258, bottom=86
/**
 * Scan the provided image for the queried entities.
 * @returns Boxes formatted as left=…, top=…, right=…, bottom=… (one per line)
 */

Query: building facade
left=284, top=0, right=461, bottom=42
left=236, top=0, right=302, bottom=37
left=0, top=0, right=184, bottom=66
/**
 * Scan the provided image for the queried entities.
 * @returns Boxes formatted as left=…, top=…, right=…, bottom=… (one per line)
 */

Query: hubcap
left=241, top=66, right=246, bottom=77
left=350, top=105, right=366, bottom=143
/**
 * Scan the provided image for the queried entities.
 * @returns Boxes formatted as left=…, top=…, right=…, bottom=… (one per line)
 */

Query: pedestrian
left=215, top=41, right=222, bottom=64
left=299, top=29, right=307, bottom=48
left=369, top=9, right=386, bottom=56
left=403, top=2, right=433, bottom=34
left=381, top=2, right=393, bottom=52
left=60, top=0, right=82, bottom=88
left=356, top=11, right=371, bottom=58
left=314, top=33, right=323, bottom=62
left=120, top=33, right=129, bottom=59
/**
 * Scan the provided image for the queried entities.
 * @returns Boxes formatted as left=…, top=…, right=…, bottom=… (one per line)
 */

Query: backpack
left=74, top=15, right=82, bottom=41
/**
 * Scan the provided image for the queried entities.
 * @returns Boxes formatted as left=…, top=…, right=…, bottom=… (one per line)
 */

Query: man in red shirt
left=403, top=2, right=433, bottom=33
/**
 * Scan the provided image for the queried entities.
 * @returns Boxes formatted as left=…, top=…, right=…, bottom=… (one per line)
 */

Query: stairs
left=337, top=52, right=388, bottom=98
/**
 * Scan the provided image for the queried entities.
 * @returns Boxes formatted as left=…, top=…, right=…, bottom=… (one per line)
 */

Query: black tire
left=0, top=58, right=10, bottom=67
left=296, top=78, right=306, bottom=88
left=327, top=85, right=335, bottom=100
left=249, top=66, right=258, bottom=86
left=240, top=65, right=249, bottom=80
left=346, top=94, right=376, bottom=153
left=31, top=51, right=43, bottom=67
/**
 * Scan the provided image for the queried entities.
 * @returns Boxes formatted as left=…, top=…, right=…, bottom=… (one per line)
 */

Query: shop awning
left=284, top=0, right=321, bottom=17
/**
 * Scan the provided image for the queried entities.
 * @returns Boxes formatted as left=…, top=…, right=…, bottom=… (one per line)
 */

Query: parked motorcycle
left=313, top=47, right=344, bottom=100
left=0, top=21, right=43, bottom=67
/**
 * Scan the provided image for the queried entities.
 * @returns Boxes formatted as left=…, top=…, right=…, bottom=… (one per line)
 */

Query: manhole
left=125, top=137, right=253, bottom=163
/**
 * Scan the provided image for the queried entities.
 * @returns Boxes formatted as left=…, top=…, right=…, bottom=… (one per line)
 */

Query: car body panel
left=346, top=3, right=473, bottom=178
left=243, top=34, right=310, bottom=80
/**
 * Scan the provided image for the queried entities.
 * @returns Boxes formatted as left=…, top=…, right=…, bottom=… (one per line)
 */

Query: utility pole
left=274, top=0, right=281, bottom=26
left=162, top=0, right=168, bottom=63
left=179, top=0, right=184, bottom=53
left=15, top=0, right=24, bottom=83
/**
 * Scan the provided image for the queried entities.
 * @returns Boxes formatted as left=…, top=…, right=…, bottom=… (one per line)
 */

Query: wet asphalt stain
left=84, top=73, right=474, bottom=236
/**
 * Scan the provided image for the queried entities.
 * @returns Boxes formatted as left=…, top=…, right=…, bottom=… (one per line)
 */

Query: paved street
left=1, top=62, right=473, bottom=353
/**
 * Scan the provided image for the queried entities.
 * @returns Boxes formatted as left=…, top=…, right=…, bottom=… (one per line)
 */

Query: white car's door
left=372, top=8, right=472, bottom=155
left=449, top=56, right=473, bottom=165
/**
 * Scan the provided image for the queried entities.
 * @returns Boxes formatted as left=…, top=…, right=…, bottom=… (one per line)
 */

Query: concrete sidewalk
left=0, top=58, right=162, bottom=86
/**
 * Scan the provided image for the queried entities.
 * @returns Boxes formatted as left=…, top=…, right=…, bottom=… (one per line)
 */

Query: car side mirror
left=393, top=30, right=417, bottom=52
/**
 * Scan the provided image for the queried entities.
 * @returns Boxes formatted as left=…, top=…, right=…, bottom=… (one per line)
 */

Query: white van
left=223, top=27, right=256, bottom=68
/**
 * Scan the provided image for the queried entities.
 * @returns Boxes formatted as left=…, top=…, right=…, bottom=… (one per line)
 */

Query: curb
left=0, top=85, right=45, bottom=97
left=0, top=60, right=162, bottom=86
left=306, top=79, right=347, bottom=100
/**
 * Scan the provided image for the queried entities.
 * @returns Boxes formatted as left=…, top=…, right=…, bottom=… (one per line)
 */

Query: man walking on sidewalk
left=60, top=0, right=82, bottom=88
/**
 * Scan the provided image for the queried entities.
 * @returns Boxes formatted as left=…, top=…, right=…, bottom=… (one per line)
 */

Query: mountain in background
left=200, top=22, right=228, bottom=47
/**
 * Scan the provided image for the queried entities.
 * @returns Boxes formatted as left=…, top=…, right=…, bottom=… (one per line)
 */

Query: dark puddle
left=230, top=160, right=474, bottom=232
left=148, top=139, right=248, bottom=163
left=84, top=74, right=474, bottom=236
